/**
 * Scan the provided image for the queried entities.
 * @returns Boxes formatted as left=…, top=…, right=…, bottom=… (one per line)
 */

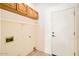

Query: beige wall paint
left=76, top=4, right=79, bottom=55
left=0, top=18, right=1, bottom=54
left=0, top=9, right=38, bottom=56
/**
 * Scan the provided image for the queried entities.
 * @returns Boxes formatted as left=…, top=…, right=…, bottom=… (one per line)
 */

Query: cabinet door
left=27, top=7, right=38, bottom=19
left=0, top=3, right=17, bottom=10
left=32, top=10, right=38, bottom=19
left=17, top=3, right=27, bottom=15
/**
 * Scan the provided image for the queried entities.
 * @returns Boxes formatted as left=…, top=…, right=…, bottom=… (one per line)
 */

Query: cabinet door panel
left=17, top=3, right=27, bottom=15
left=1, top=3, right=17, bottom=10
left=32, top=10, right=38, bottom=19
left=27, top=7, right=38, bottom=19
left=27, top=7, right=33, bottom=18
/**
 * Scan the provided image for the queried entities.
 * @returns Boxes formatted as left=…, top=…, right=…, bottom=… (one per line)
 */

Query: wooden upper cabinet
left=17, top=3, right=27, bottom=15
left=32, top=10, right=38, bottom=19
left=0, top=3, right=17, bottom=10
left=27, top=7, right=38, bottom=19
left=0, top=3, right=38, bottom=20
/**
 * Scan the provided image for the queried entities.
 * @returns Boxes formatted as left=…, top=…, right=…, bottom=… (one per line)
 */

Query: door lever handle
left=52, top=35, right=56, bottom=37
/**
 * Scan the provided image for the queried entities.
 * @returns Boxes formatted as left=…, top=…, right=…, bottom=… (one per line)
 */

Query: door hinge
left=74, top=52, right=75, bottom=56
left=74, top=11, right=75, bottom=16
left=74, top=32, right=75, bottom=36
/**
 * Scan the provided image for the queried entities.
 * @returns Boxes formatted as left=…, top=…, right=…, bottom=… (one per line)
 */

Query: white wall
left=0, top=9, right=38, bottom=56
left=32, top=5, right=46, bottom=52
left=32, top=4, right=57, bottom=54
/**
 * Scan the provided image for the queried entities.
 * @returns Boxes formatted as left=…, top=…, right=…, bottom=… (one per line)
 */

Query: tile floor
left=27, top=50, right=49, bottom=56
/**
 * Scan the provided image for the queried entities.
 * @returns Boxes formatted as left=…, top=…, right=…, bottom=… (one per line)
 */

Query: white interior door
left=51, top=8, right=75, bottom=56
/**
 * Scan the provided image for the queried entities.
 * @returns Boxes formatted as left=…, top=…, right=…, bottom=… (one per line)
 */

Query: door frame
left=52, top=7, right=75, bottom=56
left=45, top=4, right=78, bottom=56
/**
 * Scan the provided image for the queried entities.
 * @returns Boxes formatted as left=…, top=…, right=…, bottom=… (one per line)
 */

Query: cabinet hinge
left=74, top=11, right=75, bottom=16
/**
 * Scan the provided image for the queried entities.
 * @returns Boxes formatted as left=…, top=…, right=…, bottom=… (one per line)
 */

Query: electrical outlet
left=6, top=36, right=14, bottom=43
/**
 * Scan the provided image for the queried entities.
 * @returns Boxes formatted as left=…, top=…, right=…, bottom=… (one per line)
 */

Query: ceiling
left=32, top=3, right=60, bottom=8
